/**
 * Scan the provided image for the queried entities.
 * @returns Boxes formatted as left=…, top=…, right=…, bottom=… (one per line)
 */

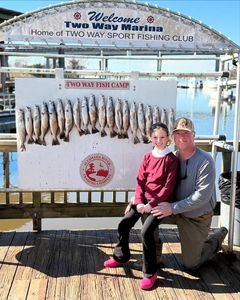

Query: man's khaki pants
left=159, top=214, right=216, bottom=269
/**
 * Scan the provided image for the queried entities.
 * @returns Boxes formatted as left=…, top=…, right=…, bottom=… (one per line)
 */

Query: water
left=0, top=86, right=237, bottom=231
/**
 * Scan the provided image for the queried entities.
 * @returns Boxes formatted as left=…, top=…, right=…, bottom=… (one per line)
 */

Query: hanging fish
left=16, top=109, right=26, bottom=152
left=64, top=99, right=73, bottom=142
left=49, top=100, right=60, bottom=145
left=73, top=99, right=84, bottom=136
left=152, top=106, right=161, bottom=124
left=122, top=100, right=129, bottom=139
left=115, top=98, right=123, bottom=138
left=130, top=101, right=140, bottom=144
left=57, top=99, right=65, bottom=139
left=168, top=108, right=175, bottom=134
left=161, top=108, right=168, bottom=127
left=145, top=105, right=152, bottom=141
left=98, top=95, right=107, bottom=137
left=25, top=106, right=34, bottom=144
left=106, top=96, right=117, bottom=138
left=33, top=105, right=41, bottom=144
left=138, top=103, right=148, bottom=143
left=89, top=94, right=99, bottom=134
left=40, top=102, right=49, bottom=146
left=81, top=97, right=90, bottom=135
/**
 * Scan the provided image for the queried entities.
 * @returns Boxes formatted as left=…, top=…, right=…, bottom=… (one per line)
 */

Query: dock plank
left=7, top=279, right=30, bottom=300
left=26, top=279, right=48, bottom=300
left=0, top=228, right=239, bottom=300
left=0, top=232, right=28, bottom=300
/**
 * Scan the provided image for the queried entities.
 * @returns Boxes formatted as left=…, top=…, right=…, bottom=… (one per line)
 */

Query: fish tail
left=27, top=137, right=34, bottom=144
left=100, top=130, right=107, bottom=137
left=142, top=135, right=149, bottom=143
left=110, top=130, right=117, bottom=138
left=35, top=138, right=41, bottom=145
left=92, top=127, right=99, bottom=134
left=20, top=144, right=26, bottom=152
left=117, top=133, right=123, bottom=139
left=52, top=138, right=60, bottom=146
left=41, top=138, right=46, bottom=146
left=63, top=134, right=69, bottom=142
left=133, top=136, right=140, bottom=144
left=59, top=132, right=65, bottom=139
left=78, top=129, right=84, bottom=136
left=84, top=128, right=90, bottom=135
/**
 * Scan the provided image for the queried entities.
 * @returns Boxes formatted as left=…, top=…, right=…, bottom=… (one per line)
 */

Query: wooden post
left=32, top=192, right=42, bottom=232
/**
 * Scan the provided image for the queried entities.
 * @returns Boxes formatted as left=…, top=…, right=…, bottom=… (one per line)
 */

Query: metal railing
left=0, top=135, right=233, bottom=231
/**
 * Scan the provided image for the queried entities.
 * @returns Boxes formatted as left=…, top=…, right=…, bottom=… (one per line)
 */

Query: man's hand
left=136, top=204, right=145, bottom=214
left=151, top=202, right=173, bottom=219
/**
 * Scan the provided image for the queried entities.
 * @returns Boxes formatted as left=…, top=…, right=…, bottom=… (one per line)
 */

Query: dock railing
left=0, top=134, right=234, bottom=231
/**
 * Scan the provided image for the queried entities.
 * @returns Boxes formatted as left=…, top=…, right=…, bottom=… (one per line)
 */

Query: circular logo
left=74, top=12, right=81, bottom=20
left=147, top=16, right=155, bottom=23
left=80, top=154, right=114, bottom=187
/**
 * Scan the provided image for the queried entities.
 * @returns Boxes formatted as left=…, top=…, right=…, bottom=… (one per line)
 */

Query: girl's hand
left=136, top=204, right=145, bottom=214
left=144, top=203, right=152, bottom=213
left=130, top=196, right=136, bottom=205
left=124, top=203, right=132, bottom=215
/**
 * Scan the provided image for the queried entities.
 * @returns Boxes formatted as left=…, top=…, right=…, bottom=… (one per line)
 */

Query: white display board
left=15, top=78, right=176, bottom=190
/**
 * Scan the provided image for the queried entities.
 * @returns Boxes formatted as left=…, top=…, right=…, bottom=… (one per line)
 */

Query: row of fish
left=16, top=96, right=175, bottom=151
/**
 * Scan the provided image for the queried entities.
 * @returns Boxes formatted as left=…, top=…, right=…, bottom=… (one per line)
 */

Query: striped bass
left=73, top=99, right=84, bottom=136
left=145, top=105, right=152, bottom=141
left=49, top=100, right=60, bottom=145
left=57, top=99, right=65, bottom=139
left=98, top=95, right=107, bottom=137
left=40, top=102, right=49, bottom=146
left=64, top=100, right=74, bottom=142
left=81, top=97, right=90, bottom=135
left=115, top=98, right=123, bottom=138
left=25, top=106, right=34, bottom=144
left=16, top=109, right=26, bottom=152
left=130, top=101, right=140, bottom=144
left=89, top=94, right=99, bottom=134
left=33, top=105, right=41, bottom=145
left=122, top=100, right=129, bottom=139
left=138, top=103, right=148, bottom=143
left=106, top=96, right=117, bottom=138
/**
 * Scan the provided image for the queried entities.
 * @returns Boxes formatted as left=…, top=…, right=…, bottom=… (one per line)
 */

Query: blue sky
left=0, top=0, right=239, bottom=45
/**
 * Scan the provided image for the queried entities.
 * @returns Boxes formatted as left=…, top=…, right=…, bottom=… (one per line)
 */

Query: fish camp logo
left=80, top=154, right=114, bottom=187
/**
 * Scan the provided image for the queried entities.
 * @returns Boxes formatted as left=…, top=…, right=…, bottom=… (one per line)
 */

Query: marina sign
left=0, top=1, right=239, bottom=52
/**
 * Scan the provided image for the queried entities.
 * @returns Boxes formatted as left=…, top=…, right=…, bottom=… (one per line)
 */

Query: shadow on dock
left=0, top=228, right=240, bottom=299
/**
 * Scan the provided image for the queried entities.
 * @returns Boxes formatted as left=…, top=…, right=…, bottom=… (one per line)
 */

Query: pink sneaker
left=139, top=273, right=157, bottom=290
left=104, top=257, right=121, bottom=268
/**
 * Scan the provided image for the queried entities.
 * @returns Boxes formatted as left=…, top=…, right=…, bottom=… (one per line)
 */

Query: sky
left=0, top=0, right=239, bottom=45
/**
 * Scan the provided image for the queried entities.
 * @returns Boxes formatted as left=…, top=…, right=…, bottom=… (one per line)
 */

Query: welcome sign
left=1, top=1, right=238, bottom=51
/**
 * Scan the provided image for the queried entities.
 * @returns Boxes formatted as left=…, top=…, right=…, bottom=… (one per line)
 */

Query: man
left=147, top=117, right=228, bottom=270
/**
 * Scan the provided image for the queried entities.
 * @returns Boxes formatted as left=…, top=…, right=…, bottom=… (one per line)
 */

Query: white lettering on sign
left=65, top=80, right=130, bottom=90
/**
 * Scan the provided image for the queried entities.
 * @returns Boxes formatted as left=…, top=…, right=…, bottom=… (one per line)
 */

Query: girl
left=104, top=123, right=179, bottom=290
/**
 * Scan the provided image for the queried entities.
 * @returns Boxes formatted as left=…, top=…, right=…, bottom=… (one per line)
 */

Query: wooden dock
left=0, top=228, right=239, bottom=300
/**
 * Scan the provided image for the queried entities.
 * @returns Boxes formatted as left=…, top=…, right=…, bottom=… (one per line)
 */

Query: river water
left=0, top=86, right=237, bottom=231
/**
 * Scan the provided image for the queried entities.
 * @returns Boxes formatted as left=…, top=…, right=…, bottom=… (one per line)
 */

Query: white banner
left=1, top=1, right=238, bottom=51
left=15, top=78, right=177, bottom=190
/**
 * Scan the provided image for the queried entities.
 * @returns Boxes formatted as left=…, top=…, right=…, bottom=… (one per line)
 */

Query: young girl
left=104, top=123, right=179, bottom=290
